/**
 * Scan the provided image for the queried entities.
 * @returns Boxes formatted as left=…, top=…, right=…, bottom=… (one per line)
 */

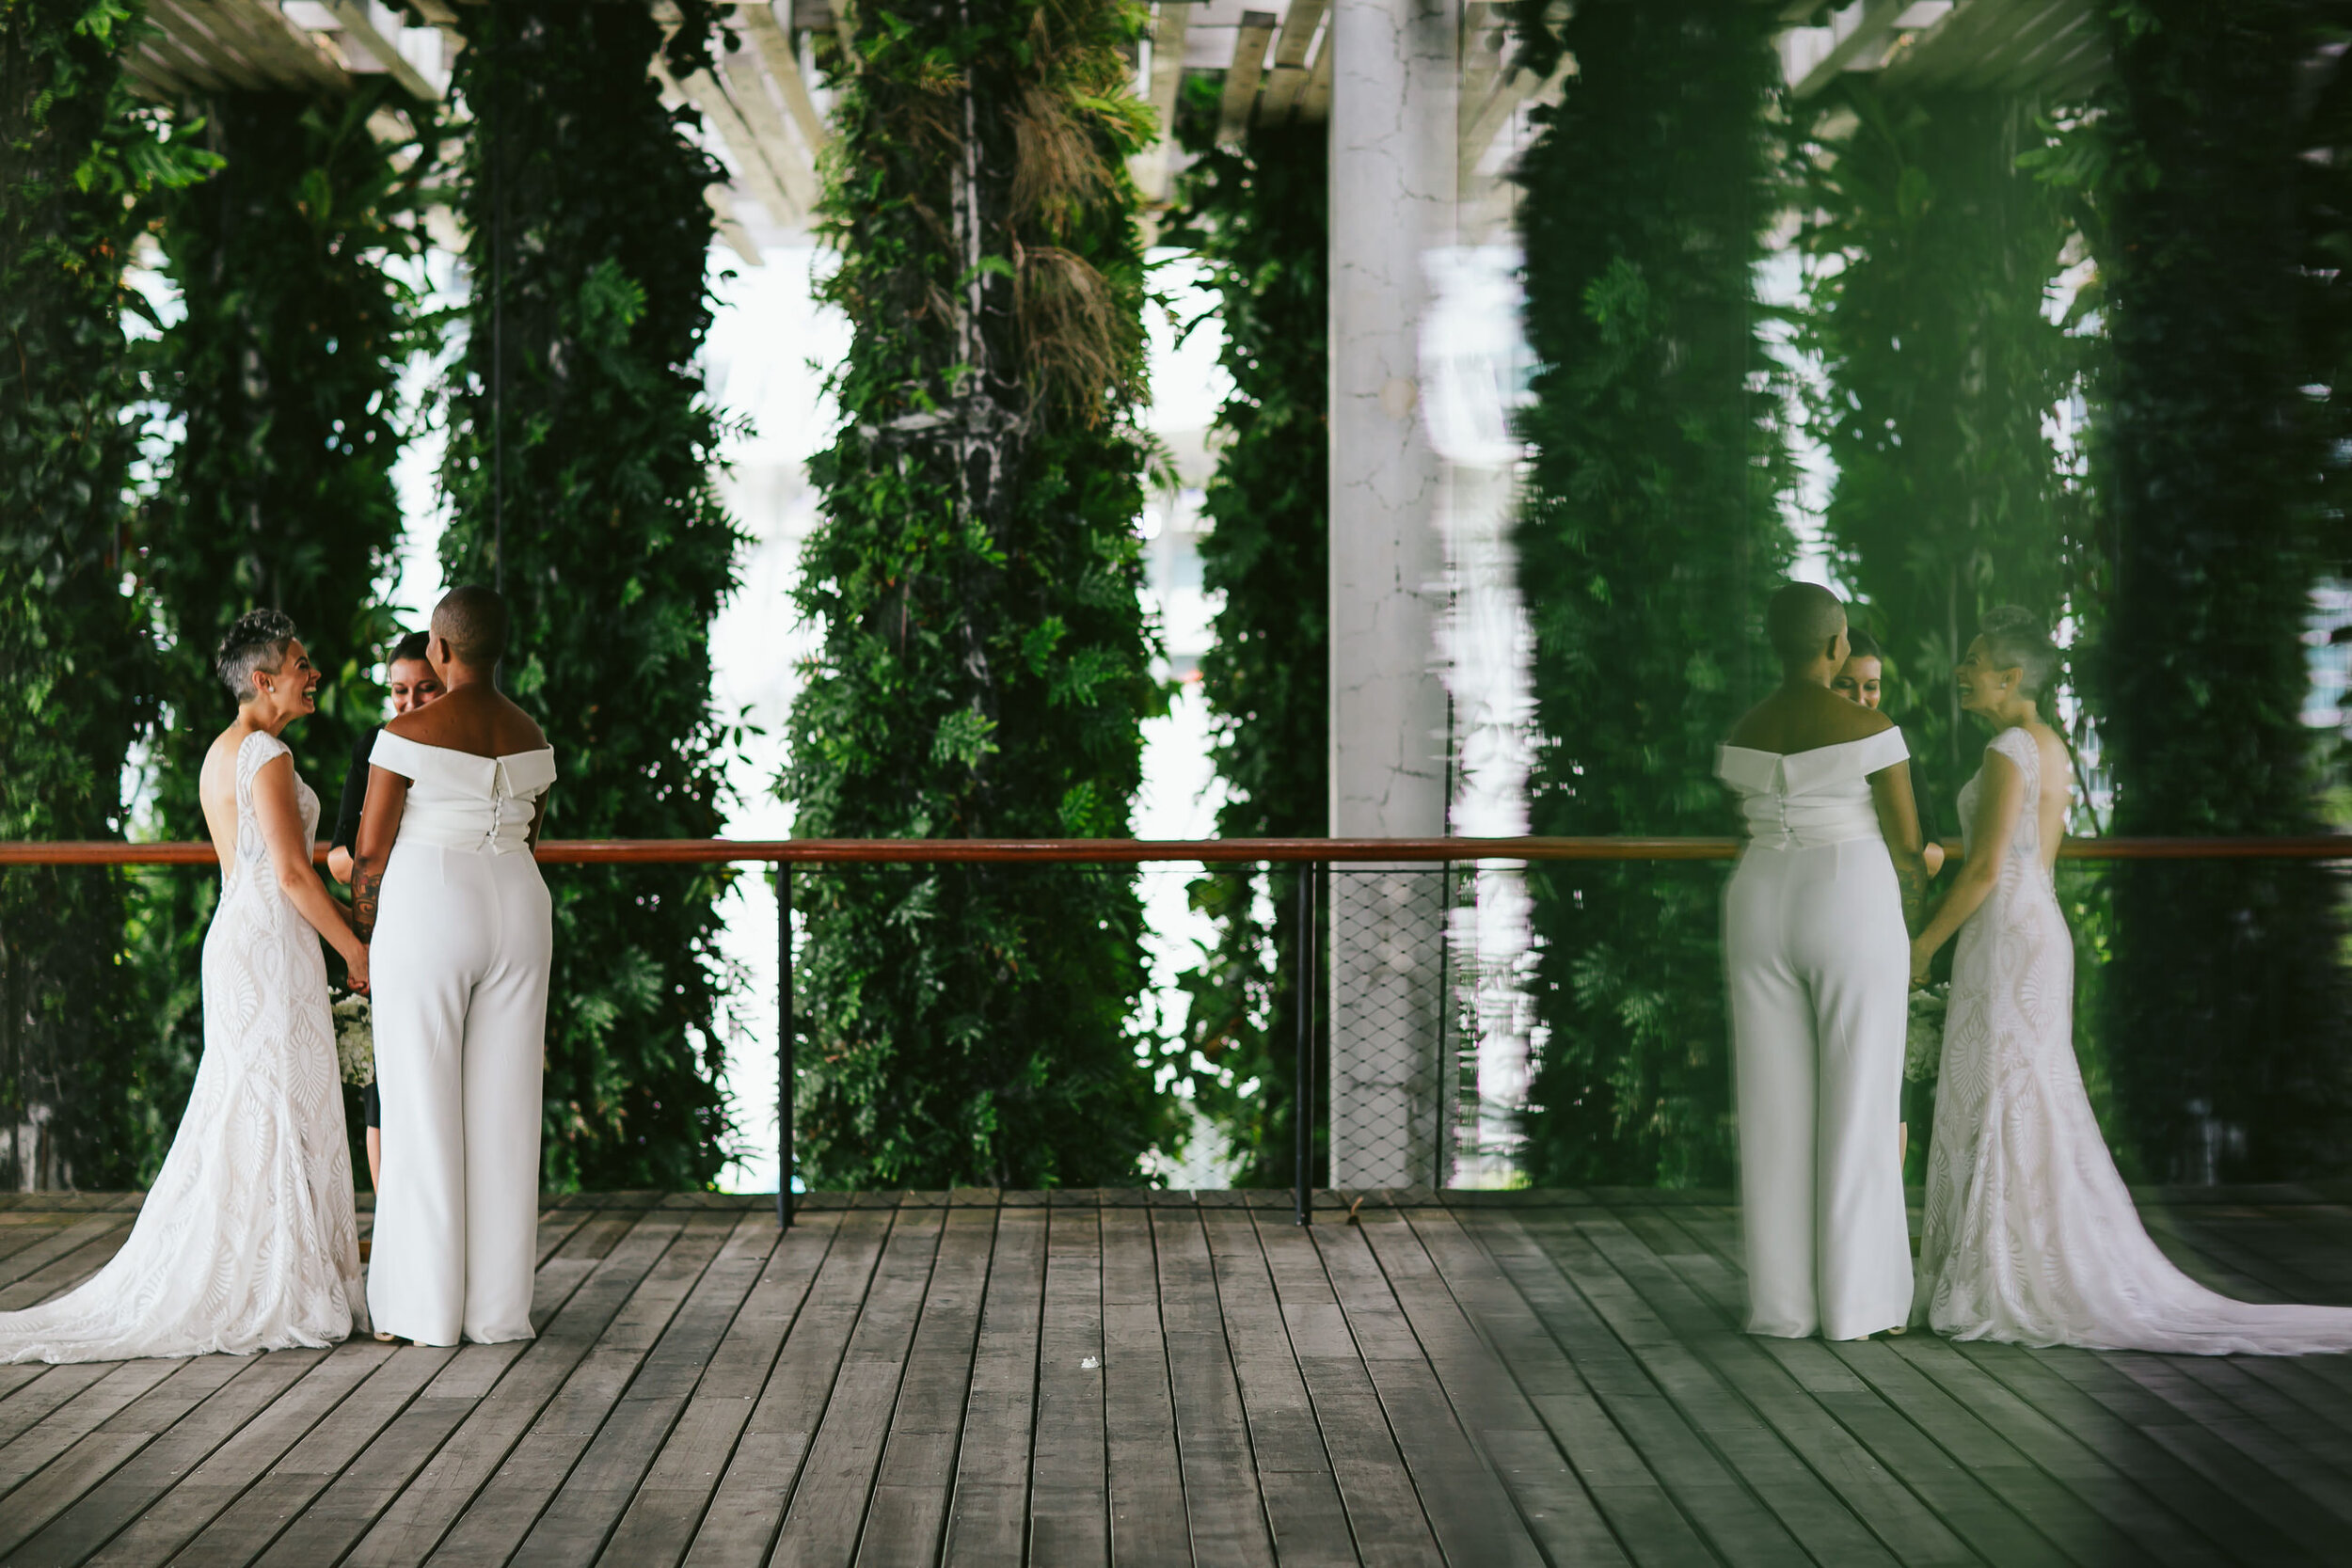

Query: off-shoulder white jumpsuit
left=366, top=730, right=558, bottom=1346
left=1719, top=728, right=1913, bottom=1340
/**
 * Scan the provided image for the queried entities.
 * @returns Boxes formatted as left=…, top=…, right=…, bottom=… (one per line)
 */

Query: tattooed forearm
left=352, top=862, right=382, bottom=944
left=1899, top=863, right=1929, bottom=940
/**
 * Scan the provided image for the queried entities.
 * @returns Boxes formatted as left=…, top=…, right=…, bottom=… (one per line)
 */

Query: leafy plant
left=783, top=0, right=1175, bottom=1187
left=437, top=0, right=745, bottom=1190
left=130, top=83, right=435, bottom=1178
left=0, top=0, right=214, bottom=1188
left=2078, top=0, right=2352, bottom=1180
left=1161, top=75, right=1327, bottom=1186
left=1506, top=0, right=1794, bottom=1187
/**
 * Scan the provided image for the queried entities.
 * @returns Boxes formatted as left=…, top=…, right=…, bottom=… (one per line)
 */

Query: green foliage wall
left=130, top=84, right=430, bottom=1176
left=1790, top=87, right=2080, bottom=816
left=1165, top=83, right=1327, bottom=1186
left=0, top=0, right=210, bottom=1188
left=2087, top=0, right=2352, bottom=1180
left=785, top=0, right=1173, bottom=1188
left=1508, top=0, right=1793, bottom=1188
left=439, top=2, right=743, bottom=1190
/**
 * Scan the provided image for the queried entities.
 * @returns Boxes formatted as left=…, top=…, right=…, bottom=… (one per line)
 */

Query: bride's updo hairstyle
left=1979, top=605, right=2059, bottom=696
left=215, top=609, right=299, bottom=704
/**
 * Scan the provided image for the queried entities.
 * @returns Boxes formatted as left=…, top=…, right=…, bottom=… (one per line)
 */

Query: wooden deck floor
left=0, top=1187, right=2347, bottom=1567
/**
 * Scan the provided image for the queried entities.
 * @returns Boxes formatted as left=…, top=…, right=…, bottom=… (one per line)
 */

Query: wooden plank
left=1946, top=1336, right=2327, bottom=1568
left=939, top=1206, right=1046, bottom=1567
left=1217, top=12, right=1278, bottom=146
left=503, top=1212, right=784, bottom=1565
left=1025, top=1203, right=1108, bottom=1565
left=678, top=1206, right=902, bottom=1565
left=321, top=0, right=441, bottom=100
left=1090, top=1206, right=1185, bottom=1568
left=36, top=1346, right=388, bottom=1568
left=762, top=1202, right=947, bottom=1568
left=1465, top=1209, right=1890, bottom=1567
left=655, top=56, right=803, bottom=226
left=0, top=1358, right=185, bottom=1503
left=268, top=1210, right=690, bottom=1568
left=1317, top=1209, right=1590, bottom=1566
left=1241, top=1212, right=1474, bottom=1567
left=1621, top=1204, right=2072, bottom=1566
left=854, top=1206, right=995, bottom=1567
left=421, top=1210, right=742, bottom=1565
left=167, top=1345, right=461, bottom=1568
left=0, top=1363, right=113, bottom=1450
left=0, top=1349, right=270, bottom=1559
left=0, top=1212, right=134, bottom=1297
left=1560, top=1208, right=1978, bottom=1566
left=1879, top=1331, right=2257, bottom=1568
left=1792, top=0, right=1907, bottom=98
left=1665, top=1202, right=2235, bottom=1565
left=1147, top=1207, right=1275, bottom=1568
left=1192, top=1209, right=1370, bottom=1568
left=1416, top=1205, right=1812, bottom=1568
left=593, top=1210, right=845, bottom=1568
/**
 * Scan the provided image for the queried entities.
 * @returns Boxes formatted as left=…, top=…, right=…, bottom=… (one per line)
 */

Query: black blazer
left=329, top=724, right=381, bottom=857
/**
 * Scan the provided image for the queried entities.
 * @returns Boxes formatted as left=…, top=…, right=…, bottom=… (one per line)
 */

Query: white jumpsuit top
left=1718, top=727, right=1914, bottom=1340
left=365, top=730, right=558, bottom=1347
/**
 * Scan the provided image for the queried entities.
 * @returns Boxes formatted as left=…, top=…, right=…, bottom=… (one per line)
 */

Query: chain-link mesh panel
left=1328, top=867, right=1450, bottom=1186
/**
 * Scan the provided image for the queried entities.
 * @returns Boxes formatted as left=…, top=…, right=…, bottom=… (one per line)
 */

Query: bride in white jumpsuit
left=1719, top=584, right=1928, bottom=1341
left=354, top=587, right=556, bottom=1347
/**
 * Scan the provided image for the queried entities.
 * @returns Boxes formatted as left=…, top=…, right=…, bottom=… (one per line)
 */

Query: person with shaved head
left=351, top=586, right=557, bottom=1346
left=1717, top=582, right=1930, bottom=1341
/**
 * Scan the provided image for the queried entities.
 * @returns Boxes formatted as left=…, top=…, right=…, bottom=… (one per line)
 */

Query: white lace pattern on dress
left=1917, top=725, right=2352, bottom=1353
left=0, top=731, right=365, bottom=1363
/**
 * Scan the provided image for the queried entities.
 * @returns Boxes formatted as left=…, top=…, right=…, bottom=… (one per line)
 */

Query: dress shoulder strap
left=1987, top=725, right=2040, bottom=787
left=236, top=730, right=292, bottom=792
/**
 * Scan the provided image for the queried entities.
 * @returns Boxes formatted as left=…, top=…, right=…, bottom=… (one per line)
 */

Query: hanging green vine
left=436, top=0, right=745, bottom=1192
left=1162, top=77, right=1327, bottom=1186
left=1507, top=0, right=1794, bottom=1187
left=1787, top=84, right=2103, bottom=1176
left=784, top=0, right=1174, bottom=1187
left=0, top=0, right=213, bottom=1188
left=1789, top=85, right=2081, bottom=816
left=129, top=82, right=436, bottom=1178
left=2080, top=0, right=2352, bottom=1180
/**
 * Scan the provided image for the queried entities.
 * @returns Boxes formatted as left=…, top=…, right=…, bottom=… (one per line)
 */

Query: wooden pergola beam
left=718, top=38, right=818, bottom=213
left=1791, top=0, right=1907, bottom=98
left=653, top=55, right=802, bottom=225
left=1256, top=0, right=1326, bottom=125
left=321, top=0, right=442, bottom=100
left=1131, top=0, right=1189, bottom=201
left=1218, top=10, right=1277, bottom=146
left=742, top=1, right=828, bottom=156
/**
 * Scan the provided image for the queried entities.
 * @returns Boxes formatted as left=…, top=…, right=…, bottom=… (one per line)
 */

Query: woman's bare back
left=385, top=685, right=546, bottom=758
left=1726, top=683, right=1895, bottom=756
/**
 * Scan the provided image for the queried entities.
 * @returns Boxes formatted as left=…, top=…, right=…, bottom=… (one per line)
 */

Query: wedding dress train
left=0, top=732, right=365, bottom=1363
left=1917, top=725, right=2352, bottom=1354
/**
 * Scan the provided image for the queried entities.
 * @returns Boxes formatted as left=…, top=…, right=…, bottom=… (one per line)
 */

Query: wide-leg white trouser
left=367, top=841, right=550, bottom=1346
left=1724, top=837, right=1912, bottom=1340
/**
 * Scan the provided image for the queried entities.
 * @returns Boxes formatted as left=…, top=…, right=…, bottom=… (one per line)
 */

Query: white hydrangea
left=332, top=994, right=374, bottom=1088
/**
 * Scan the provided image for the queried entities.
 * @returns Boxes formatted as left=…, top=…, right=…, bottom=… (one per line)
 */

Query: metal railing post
left=1295, top=861, right=1316, bottom=1227
left=778, top=863, right=793, bottom=1228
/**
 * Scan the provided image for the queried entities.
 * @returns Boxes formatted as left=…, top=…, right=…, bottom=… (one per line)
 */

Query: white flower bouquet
left=332, top=994, right=375, bottom=1087
left=1904, top=981, right=1948, bottom=1084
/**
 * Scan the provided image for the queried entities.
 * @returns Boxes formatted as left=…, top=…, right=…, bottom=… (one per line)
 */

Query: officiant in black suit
left=328, top=629, right=445, bottom=1189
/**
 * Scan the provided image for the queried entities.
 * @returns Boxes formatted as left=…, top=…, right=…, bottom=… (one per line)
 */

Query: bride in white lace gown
left=0, top=612, right=368, bottom=1363
left=1910, top=608, right=2352, bottom=1354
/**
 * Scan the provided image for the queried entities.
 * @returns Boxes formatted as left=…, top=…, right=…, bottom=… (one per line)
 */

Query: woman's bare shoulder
left=1726, top=688, right=1891, bottom=752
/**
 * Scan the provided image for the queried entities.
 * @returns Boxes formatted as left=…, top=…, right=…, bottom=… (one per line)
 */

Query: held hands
left=1910, top=935, right=1934, bottom=988
left=346, top=941, right=371, bottom=996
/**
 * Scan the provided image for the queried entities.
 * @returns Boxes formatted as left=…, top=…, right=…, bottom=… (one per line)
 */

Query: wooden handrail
left=0, top=835, right=2347, bottom=865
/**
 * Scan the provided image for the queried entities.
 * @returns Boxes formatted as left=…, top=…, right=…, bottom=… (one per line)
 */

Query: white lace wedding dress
left=0, top=731, right=366, bottom=1362
left=1916, top=724, right=2352, bottom=1354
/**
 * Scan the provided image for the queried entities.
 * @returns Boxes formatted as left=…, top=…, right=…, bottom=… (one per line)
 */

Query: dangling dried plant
left=1016, top=242, right=1124, bottom=416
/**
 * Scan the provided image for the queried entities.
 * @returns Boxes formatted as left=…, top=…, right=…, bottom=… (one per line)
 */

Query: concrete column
left=1327, top=0, right=1457, bottom=1189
